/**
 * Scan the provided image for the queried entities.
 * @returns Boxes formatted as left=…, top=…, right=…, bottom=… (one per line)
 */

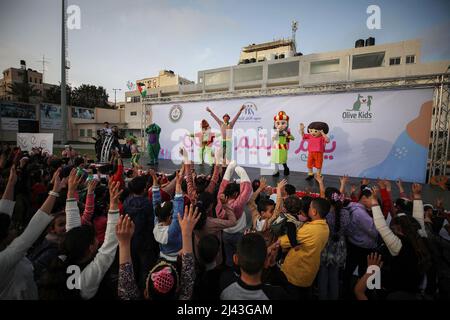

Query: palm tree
left=7, top=82, right=41, bottom=103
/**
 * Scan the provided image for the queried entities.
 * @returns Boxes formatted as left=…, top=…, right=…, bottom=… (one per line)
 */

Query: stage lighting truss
left=142, top=73, right=450, bottom=182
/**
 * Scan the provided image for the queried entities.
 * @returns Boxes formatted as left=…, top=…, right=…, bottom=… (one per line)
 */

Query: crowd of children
left=0, top=143, right=449, bottom=300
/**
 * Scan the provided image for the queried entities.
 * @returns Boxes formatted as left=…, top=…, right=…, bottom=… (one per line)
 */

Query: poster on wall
left=72, top=107, right=95, bottom=119
left=151, top=89, right=433, bottom=183
left=40, top=104, right=62, bottom=129
left=17, top=133, right=54, bottom=155
left=0, top=102, right=37, bottom=130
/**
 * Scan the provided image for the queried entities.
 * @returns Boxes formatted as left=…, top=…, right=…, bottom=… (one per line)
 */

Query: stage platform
left=124, top=157, right=450, bottom=207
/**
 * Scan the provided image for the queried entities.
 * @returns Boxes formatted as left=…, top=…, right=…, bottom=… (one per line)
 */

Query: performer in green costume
left=145, top=123, right=161, bottom=165
left=271, top=111, right=294, bottom=177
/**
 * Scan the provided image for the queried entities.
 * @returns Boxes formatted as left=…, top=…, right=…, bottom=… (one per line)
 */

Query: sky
left=1, top=0, right=449, bottom=102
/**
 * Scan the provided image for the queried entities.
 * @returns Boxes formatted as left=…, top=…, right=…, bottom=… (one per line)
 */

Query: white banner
left=151, top=89, right=433, bottom=183
left=17, top=133, right=54, bottom=155
left=40, top=104, right=62, bottom=129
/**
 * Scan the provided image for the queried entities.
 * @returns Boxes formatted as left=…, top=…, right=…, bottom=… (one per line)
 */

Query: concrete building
left=239, top=39, right=297, bottom=64
left=137, top=70, right=194, bottom=92
left=0, top=60, right=57, bottom=103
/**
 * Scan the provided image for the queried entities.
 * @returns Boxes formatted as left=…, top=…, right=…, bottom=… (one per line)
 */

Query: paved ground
left=128, top=155, right=450, bottom=207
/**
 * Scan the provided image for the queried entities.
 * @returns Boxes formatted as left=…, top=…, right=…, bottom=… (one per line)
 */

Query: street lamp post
left=112, top=88, right=121, bottom=108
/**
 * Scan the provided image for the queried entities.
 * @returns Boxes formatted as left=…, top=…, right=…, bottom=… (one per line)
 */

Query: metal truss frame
left=142, top=73, right=450, bottom=181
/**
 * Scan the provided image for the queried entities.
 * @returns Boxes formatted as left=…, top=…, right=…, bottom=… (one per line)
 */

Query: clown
left=187, top=119, right=215, bottom=165
left=271, top=111, right=295, bottom=177
left=145, top=122, right=161, bottom=166
left=127, top=135, right=140, bottom=168
left=299, top=121, right=330, bottom=180
left=206, top=105, right=245, bottom=164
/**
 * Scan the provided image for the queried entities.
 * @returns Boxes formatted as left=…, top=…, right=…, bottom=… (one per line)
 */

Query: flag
left=137, top=82, right=147, bottom=98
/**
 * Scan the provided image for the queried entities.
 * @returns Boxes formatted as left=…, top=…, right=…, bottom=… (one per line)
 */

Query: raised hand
left=277, top=178, right=288, bottom=192
left=52, top=168, right=66, bottom=193
left=367, top=252, right=383, bottom=269
left=109, top=181, right=123, bottom=210
left=376, top=178, right=386, bottom=190
left=299, top=123, right=305, bottom=132
left=240, top=105, right=246, bottom=112
left=370, top=186, right=379, bottom=206
left=7, top=165, right=18, bottom=186
left=87, top=179, right=98, bottom=194
left=259, top=177, right=267, bottom=191
left=206, top=107, right=212, bottom=113
left=412, top=183, right=422, bottom=200
left=396, top=179, right=404, bottom=193
left=315, top=173, right=324, bottom=185
left=178, top=204, right=200, bottom=237
left=116, top=214, right=135, bottom=245
left=340, top=175, right=349, bottom=186
left=68, top=168, right=83, bottom=197
left=383, top=179, right=392, bottom=193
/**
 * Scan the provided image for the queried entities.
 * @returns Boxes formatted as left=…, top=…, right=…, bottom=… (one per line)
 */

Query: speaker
left=355, top=39, right=365, bottom=48
left=18, top=120, right=39, bottom=133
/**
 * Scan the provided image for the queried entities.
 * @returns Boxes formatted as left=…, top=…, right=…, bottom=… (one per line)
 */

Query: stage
left=125, top=156, right=450, bottom=207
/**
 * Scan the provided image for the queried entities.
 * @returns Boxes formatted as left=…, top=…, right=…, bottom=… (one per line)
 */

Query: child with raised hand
left=215, top=160, right=253, bottom=267
left=118, top=204, right=200, bottom=300
left=0, top=167, right=65, bottom=300
left=40, top=171, right=122, bottom=300
left=247, top=177, right=276, bottom=244
left=150, top=168, right=184, bottom=262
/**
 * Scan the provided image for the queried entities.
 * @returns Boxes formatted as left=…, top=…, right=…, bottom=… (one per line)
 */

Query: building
left=239, top=39, right=297, bottom=64
left=124, top=70, right=194, bottom=138
left=0, top=60, right=57, bottom=103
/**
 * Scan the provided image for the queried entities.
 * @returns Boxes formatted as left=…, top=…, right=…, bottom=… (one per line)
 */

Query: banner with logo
left=71, top=107, right=95, bottom=119
left=151, top=89, right=433, bottom=182
left=40, top=104, right=62, bottom=129
left=0, top=102, right=37, bottom=130
left=17, top=133, right=54, bottom=155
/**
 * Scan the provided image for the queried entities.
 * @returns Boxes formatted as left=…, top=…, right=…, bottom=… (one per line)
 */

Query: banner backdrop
left=72, top=107, right=95, bottom=119
left=40, top=104, right=62, bottom=129
left=151, top=89, right=433, bottom=182
left=0, top=102, right=37, bottom=130
left=17, top=133, right=54, bottom=155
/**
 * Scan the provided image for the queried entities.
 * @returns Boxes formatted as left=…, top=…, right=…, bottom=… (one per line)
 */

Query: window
left=352, top=52, right=385, bottom=69
left=268, top=61, right=300, bottom=79
left=389, top=57, right=401, bottom=65
left=130, top=111, right=137, bottom=116
left=205, top=70, right=230, bottom=86
left=87, top=129, right=93, bottom=137
left=310, top=59, right=340, bottom=74
left=29, top=77, right=32, bottom=82
left=406, top=55, right=415, bottom=64
left=234, top=66, right=263, bottom=82
left=80, top=129, right=85, bottom=137
left=39, top=79, right=42, bottom=84
left=132, top=96, right=140, bottom=103
left=126, top=96, right=131, bottom=102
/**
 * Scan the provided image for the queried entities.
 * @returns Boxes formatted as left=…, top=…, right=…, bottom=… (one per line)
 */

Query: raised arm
left=339, top=175, right=349, bottom=197
left=298, top=123, right=305, bottom=139
left=0, top=169, right=64, bottom=277
left=205, top=148, right=222, bottom=194
left=206, top=107, right=223, bottom=126
left=321, top=130, right=330, bottom=143
left=167, top=171, right=185, bottom=240
left=0, top=166, right=17, bottom=216
left=117, top=214, right=140, bottom=300
left=230, top=105, right=245, bottom=128
left=233, top=166, right=253, bottom=214
left=315, top=174, right=326, bottom=198
left=81, top=179, right=98, bottom=226
left=249, top=178, right=266, bottom=227
left=79, top=181, right=122, bottom=300
left=412, top=183, right=426, bottom=237
left=65, top=168, right=83, bottom=232
left=216, top=161, right=236, bottom=218
left=370, top=187, right=402, bottom=256
left=273, top=179, right=287, bottom=218
left=354, top=253, right=384, bottom=300
left=178, top=204, right=200, bottom=300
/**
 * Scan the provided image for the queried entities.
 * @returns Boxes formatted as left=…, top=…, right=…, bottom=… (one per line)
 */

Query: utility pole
left=61, top=0, right=68, bottom=144
left=112, top=88, right=121, bottom=108
left=37, top=55, right=50, bottom=99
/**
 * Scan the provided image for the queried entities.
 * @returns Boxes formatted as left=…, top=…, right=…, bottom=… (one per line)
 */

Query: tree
left=71, top=84, right=110, bottom=109
left=44, top=84, right=73, bottom=104
left=7, top=82, right=41, bottom=103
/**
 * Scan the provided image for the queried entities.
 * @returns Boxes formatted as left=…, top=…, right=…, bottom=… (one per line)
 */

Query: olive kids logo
left=342, top=94, right=374, bottom=123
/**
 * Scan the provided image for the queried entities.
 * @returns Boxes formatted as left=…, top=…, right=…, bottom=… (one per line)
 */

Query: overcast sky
left=1, top=0, right=449, bottom=102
